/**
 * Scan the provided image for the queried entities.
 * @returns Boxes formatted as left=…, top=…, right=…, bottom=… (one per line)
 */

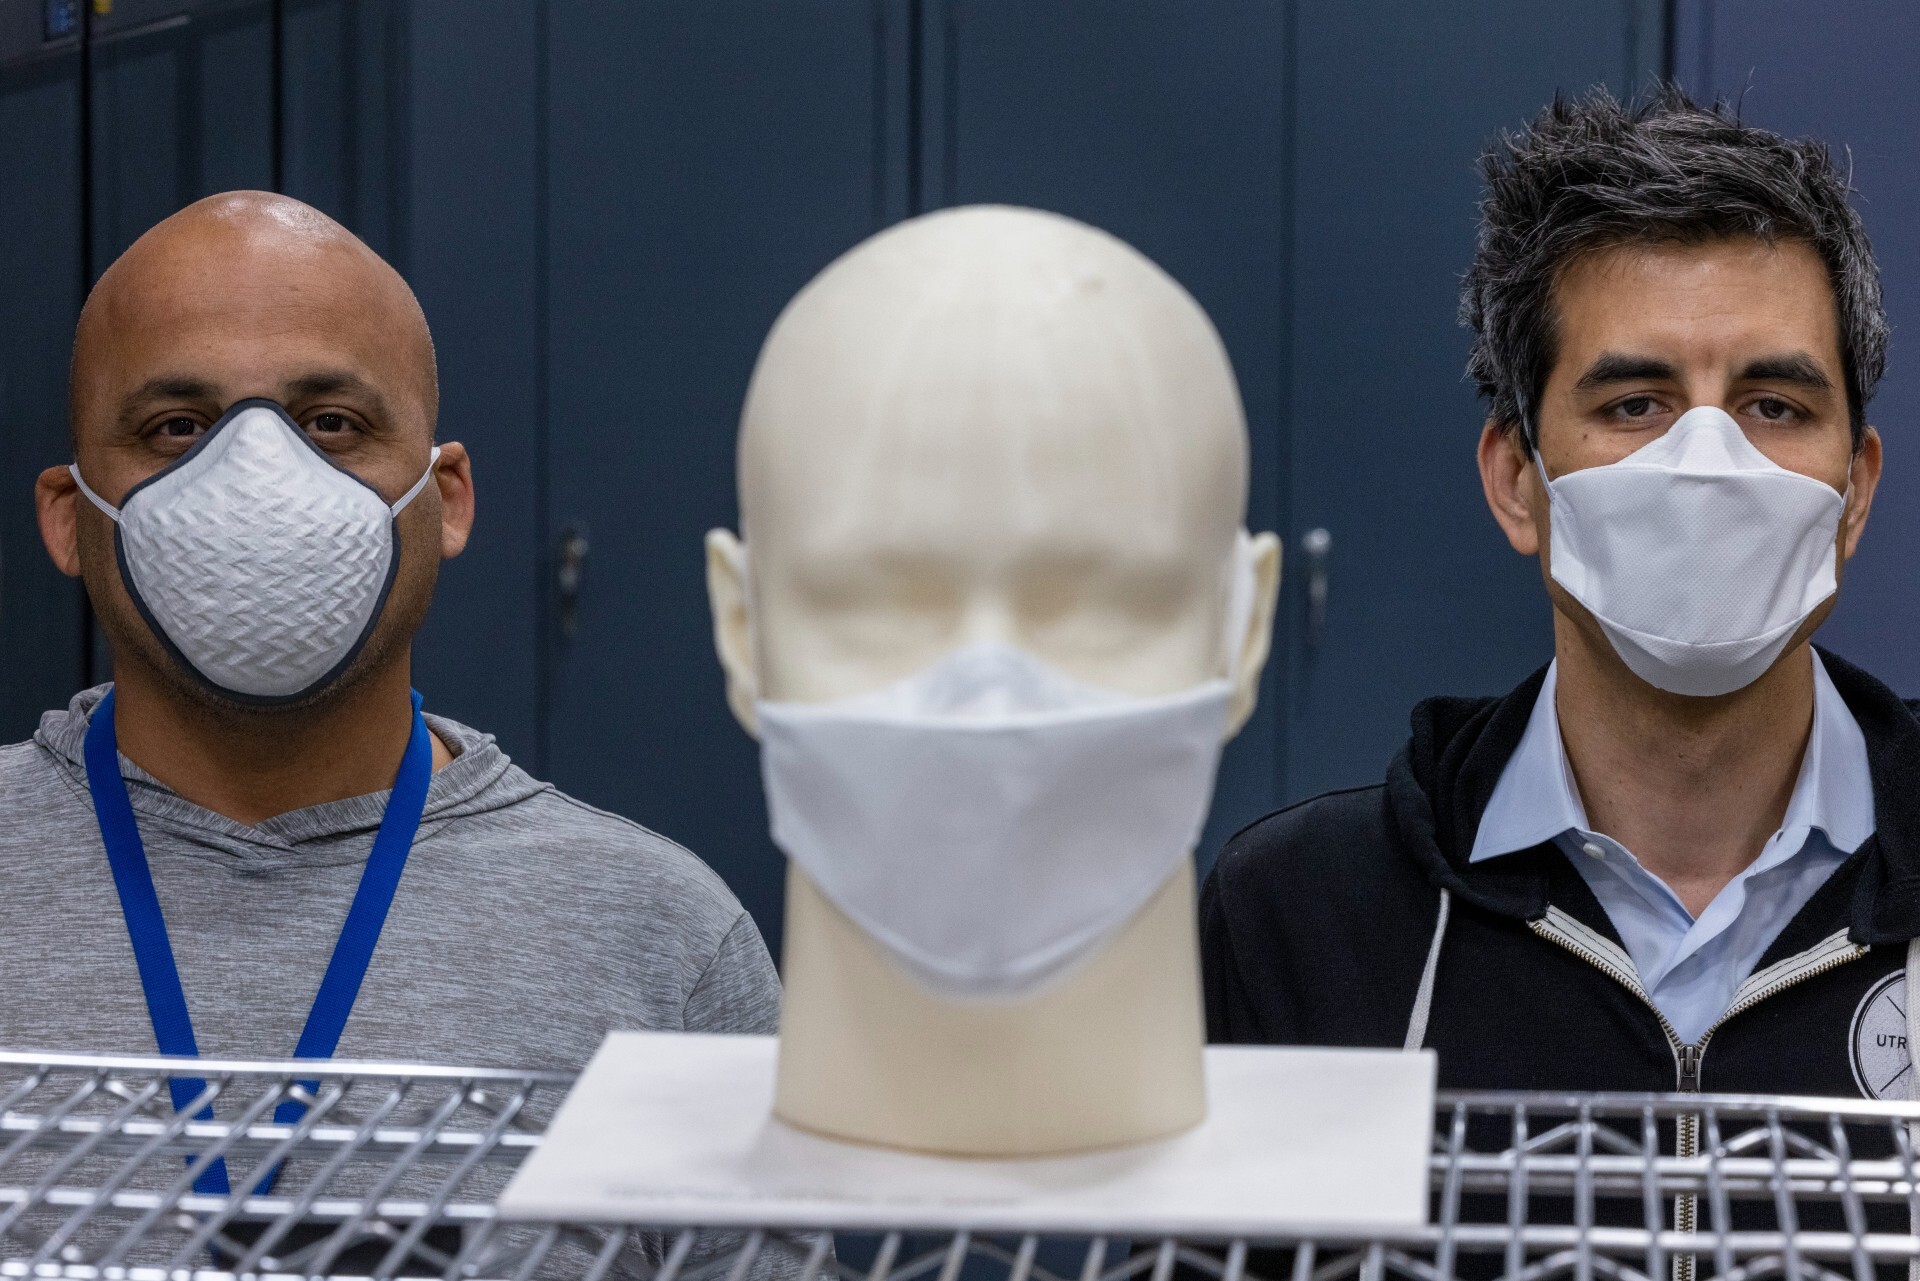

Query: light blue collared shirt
left=1469, top=652, right=1875, bottom=1045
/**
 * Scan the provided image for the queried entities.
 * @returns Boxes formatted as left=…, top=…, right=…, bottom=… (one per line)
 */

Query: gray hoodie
left=0, top=686, right=791, bottom=1274
left=0, top=684, right=780, bottom=1065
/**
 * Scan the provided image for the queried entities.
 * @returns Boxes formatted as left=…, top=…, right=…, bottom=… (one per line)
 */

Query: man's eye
left=159, top=416, right=202, bottom=438
left=1752, top=397, right=1795, bottom=421
left=308, top=413, right=353, bottom=435
left=1616, top=396, right=1659, bottom=419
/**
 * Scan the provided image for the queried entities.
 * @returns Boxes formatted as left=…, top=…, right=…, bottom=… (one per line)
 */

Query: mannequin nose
left=955, top=598, right=1021, bottom=651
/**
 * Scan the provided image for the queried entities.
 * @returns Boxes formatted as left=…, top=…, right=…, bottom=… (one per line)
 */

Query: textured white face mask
left=755, top=532, right=1256, bottom=1000
left=1540, top=405, right=1845, bottom=697
left=71, top=399, right=440, bottom=704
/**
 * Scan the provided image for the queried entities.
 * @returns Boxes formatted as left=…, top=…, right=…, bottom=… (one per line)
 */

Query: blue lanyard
left=84, top=687, right=433, bottom=1197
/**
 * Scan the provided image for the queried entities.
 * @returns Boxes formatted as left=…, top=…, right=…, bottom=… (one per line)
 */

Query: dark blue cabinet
left=11, top=1, right=1911, bottom=949
left=924, top=0, right=1288, bottom=864
left=1281, top=0, right=1663, bottom=803
left=929, top=0, right=1661, bottom=858
left=86, top=1, right=276, bottom=269
left=539, top=5, right=882, bottom=950
left=0, top=48, right=86, bottom=736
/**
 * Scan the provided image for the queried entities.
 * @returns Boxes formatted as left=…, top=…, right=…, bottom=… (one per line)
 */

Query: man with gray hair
left=1203, top=85, right=1920, bottom=1107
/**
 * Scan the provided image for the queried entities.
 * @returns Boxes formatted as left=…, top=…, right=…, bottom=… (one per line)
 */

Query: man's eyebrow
left=286, top=370, right=384, bottom=402
left=286, top=370, right=396, bottom=428
left=1739, top=353, right=1833, bottom=390
left=120, top=375, right=220, bottom=412
left=1572, top=352, right=1678, bottom=391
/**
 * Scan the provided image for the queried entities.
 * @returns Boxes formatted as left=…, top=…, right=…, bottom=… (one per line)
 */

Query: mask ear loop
left=388, top=447, right=443, bottom=515
left=1527, top=410, right=1557, bottom=506
left=69, top=466, right=121, bottom=523
left=71, top=447, right=443, bottom=521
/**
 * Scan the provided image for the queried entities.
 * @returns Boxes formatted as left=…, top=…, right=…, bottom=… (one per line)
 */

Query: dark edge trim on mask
left=111, top=398, right=407, bottom=709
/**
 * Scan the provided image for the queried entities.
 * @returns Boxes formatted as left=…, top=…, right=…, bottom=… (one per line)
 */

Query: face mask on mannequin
left=750, top=532, right=1257, bottom=1001
left=1538, top=404, right=1847, bottom=698
left=70, top=398, right=440, bottom=705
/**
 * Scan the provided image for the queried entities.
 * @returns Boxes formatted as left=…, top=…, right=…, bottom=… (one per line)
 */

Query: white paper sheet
left=499, top=1033, right=1435, bottom=1237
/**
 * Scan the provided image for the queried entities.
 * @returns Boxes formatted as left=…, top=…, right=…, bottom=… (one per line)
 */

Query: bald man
left=6, top=192, right=780, bottom=1074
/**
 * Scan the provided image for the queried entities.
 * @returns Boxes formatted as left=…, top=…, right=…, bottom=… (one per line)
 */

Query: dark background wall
left=1, top=0, right=1911, bottom=956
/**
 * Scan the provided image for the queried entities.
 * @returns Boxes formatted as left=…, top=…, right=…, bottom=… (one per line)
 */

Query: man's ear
left=705, top=528, right=759, bottom=737
left=1224, top=530, right=1282, bottom=738
left=430, top=442, right=475, bottom=558
left=1478, top=420, right=1542, bottom=557
left=36, top=465, right=82, bottom=577
left=1841, top=426, right=1883, bottom=560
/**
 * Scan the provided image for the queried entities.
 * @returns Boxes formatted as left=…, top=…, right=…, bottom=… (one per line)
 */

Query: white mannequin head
left=708, top=204, right=1279, bottom=734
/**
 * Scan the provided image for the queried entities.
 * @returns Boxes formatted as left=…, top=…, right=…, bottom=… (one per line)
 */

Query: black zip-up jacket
left=1201, top=650, right=1920, bottom=1270
left=1203, top=648, right=1920, bottom=1096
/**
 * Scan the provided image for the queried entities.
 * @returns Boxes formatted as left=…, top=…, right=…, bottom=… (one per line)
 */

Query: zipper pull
left=1678, top=1044, right=1702, bottom=1092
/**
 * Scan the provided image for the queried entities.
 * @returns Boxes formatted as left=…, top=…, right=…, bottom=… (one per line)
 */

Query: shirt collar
left=1469, top=651, right=1875, bottom=864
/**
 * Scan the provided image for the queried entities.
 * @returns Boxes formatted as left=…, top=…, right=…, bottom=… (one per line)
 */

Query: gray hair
left=1460, top=84, right=1886, bottom=449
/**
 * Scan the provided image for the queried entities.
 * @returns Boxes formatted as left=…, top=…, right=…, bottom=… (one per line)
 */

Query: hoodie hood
left=1385, top=648, right=1920, bottom=944
left=37, top=684, right=550, bottom=866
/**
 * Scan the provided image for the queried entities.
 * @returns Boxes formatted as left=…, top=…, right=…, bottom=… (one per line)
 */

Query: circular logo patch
left=1851, top=971, right=1917, bottom=1100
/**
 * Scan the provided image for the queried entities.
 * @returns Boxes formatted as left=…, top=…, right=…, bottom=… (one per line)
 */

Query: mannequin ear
left=1224, top=530, right=1282, bottom=738
left=705, top=528, right=760, bottom=737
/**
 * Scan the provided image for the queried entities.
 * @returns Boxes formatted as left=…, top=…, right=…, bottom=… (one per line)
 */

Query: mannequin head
left=709, top=205, right=1279, bottom=728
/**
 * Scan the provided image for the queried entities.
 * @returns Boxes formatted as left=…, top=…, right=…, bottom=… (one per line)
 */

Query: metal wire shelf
left=2, top=1048, right=1918, bottom=1281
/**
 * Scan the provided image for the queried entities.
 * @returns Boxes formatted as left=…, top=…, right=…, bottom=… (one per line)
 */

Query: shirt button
left=1582, top=842, right=1606, bottom=860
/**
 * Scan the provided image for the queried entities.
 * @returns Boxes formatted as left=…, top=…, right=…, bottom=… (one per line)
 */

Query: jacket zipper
left=1529, top=913, right=1867, bottom=1281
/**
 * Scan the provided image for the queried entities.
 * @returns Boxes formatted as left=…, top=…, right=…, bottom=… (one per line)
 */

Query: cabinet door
left=1283, top=0, right=1663, bottom=801
left=280, top=0, right=405, bottom=263
left=397, top=1, right=545, bottom=767
left=1673, top=0, right=1920, bottom=691
left=0, top=47, right=86, bottom=740
left=935, top=0, right=1664, bottom=851
left=87, top=0, right=276, bottom=270
left=928, top=0, right=1288, bottom=862
left=542, top=4, right=882, bottom=949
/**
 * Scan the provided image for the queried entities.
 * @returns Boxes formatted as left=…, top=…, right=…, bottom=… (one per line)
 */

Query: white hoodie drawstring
left=1405, top=889, right=1451, bottom=1051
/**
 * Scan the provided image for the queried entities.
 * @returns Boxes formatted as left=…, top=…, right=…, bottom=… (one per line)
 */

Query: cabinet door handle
left=557, top=526, right=590, bottom=638
left=1301, top=527, right=1331, bottom=650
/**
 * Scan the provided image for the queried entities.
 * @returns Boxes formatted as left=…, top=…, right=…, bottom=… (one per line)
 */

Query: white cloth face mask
left=71, top=399, right=440, bottom=704
left=754, top=532, right=1257, bottom=1000
left=1539, top=405, right=1845, bottom=697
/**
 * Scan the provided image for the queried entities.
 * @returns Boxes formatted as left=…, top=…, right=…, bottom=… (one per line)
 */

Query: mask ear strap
left=388, top=446, right=443, bottom=516
left=68, top=465, right=121, bottom=523
left=1532, top=446, right=1555, bottom=502
left=1221, top=529, right=1257, bottom=681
